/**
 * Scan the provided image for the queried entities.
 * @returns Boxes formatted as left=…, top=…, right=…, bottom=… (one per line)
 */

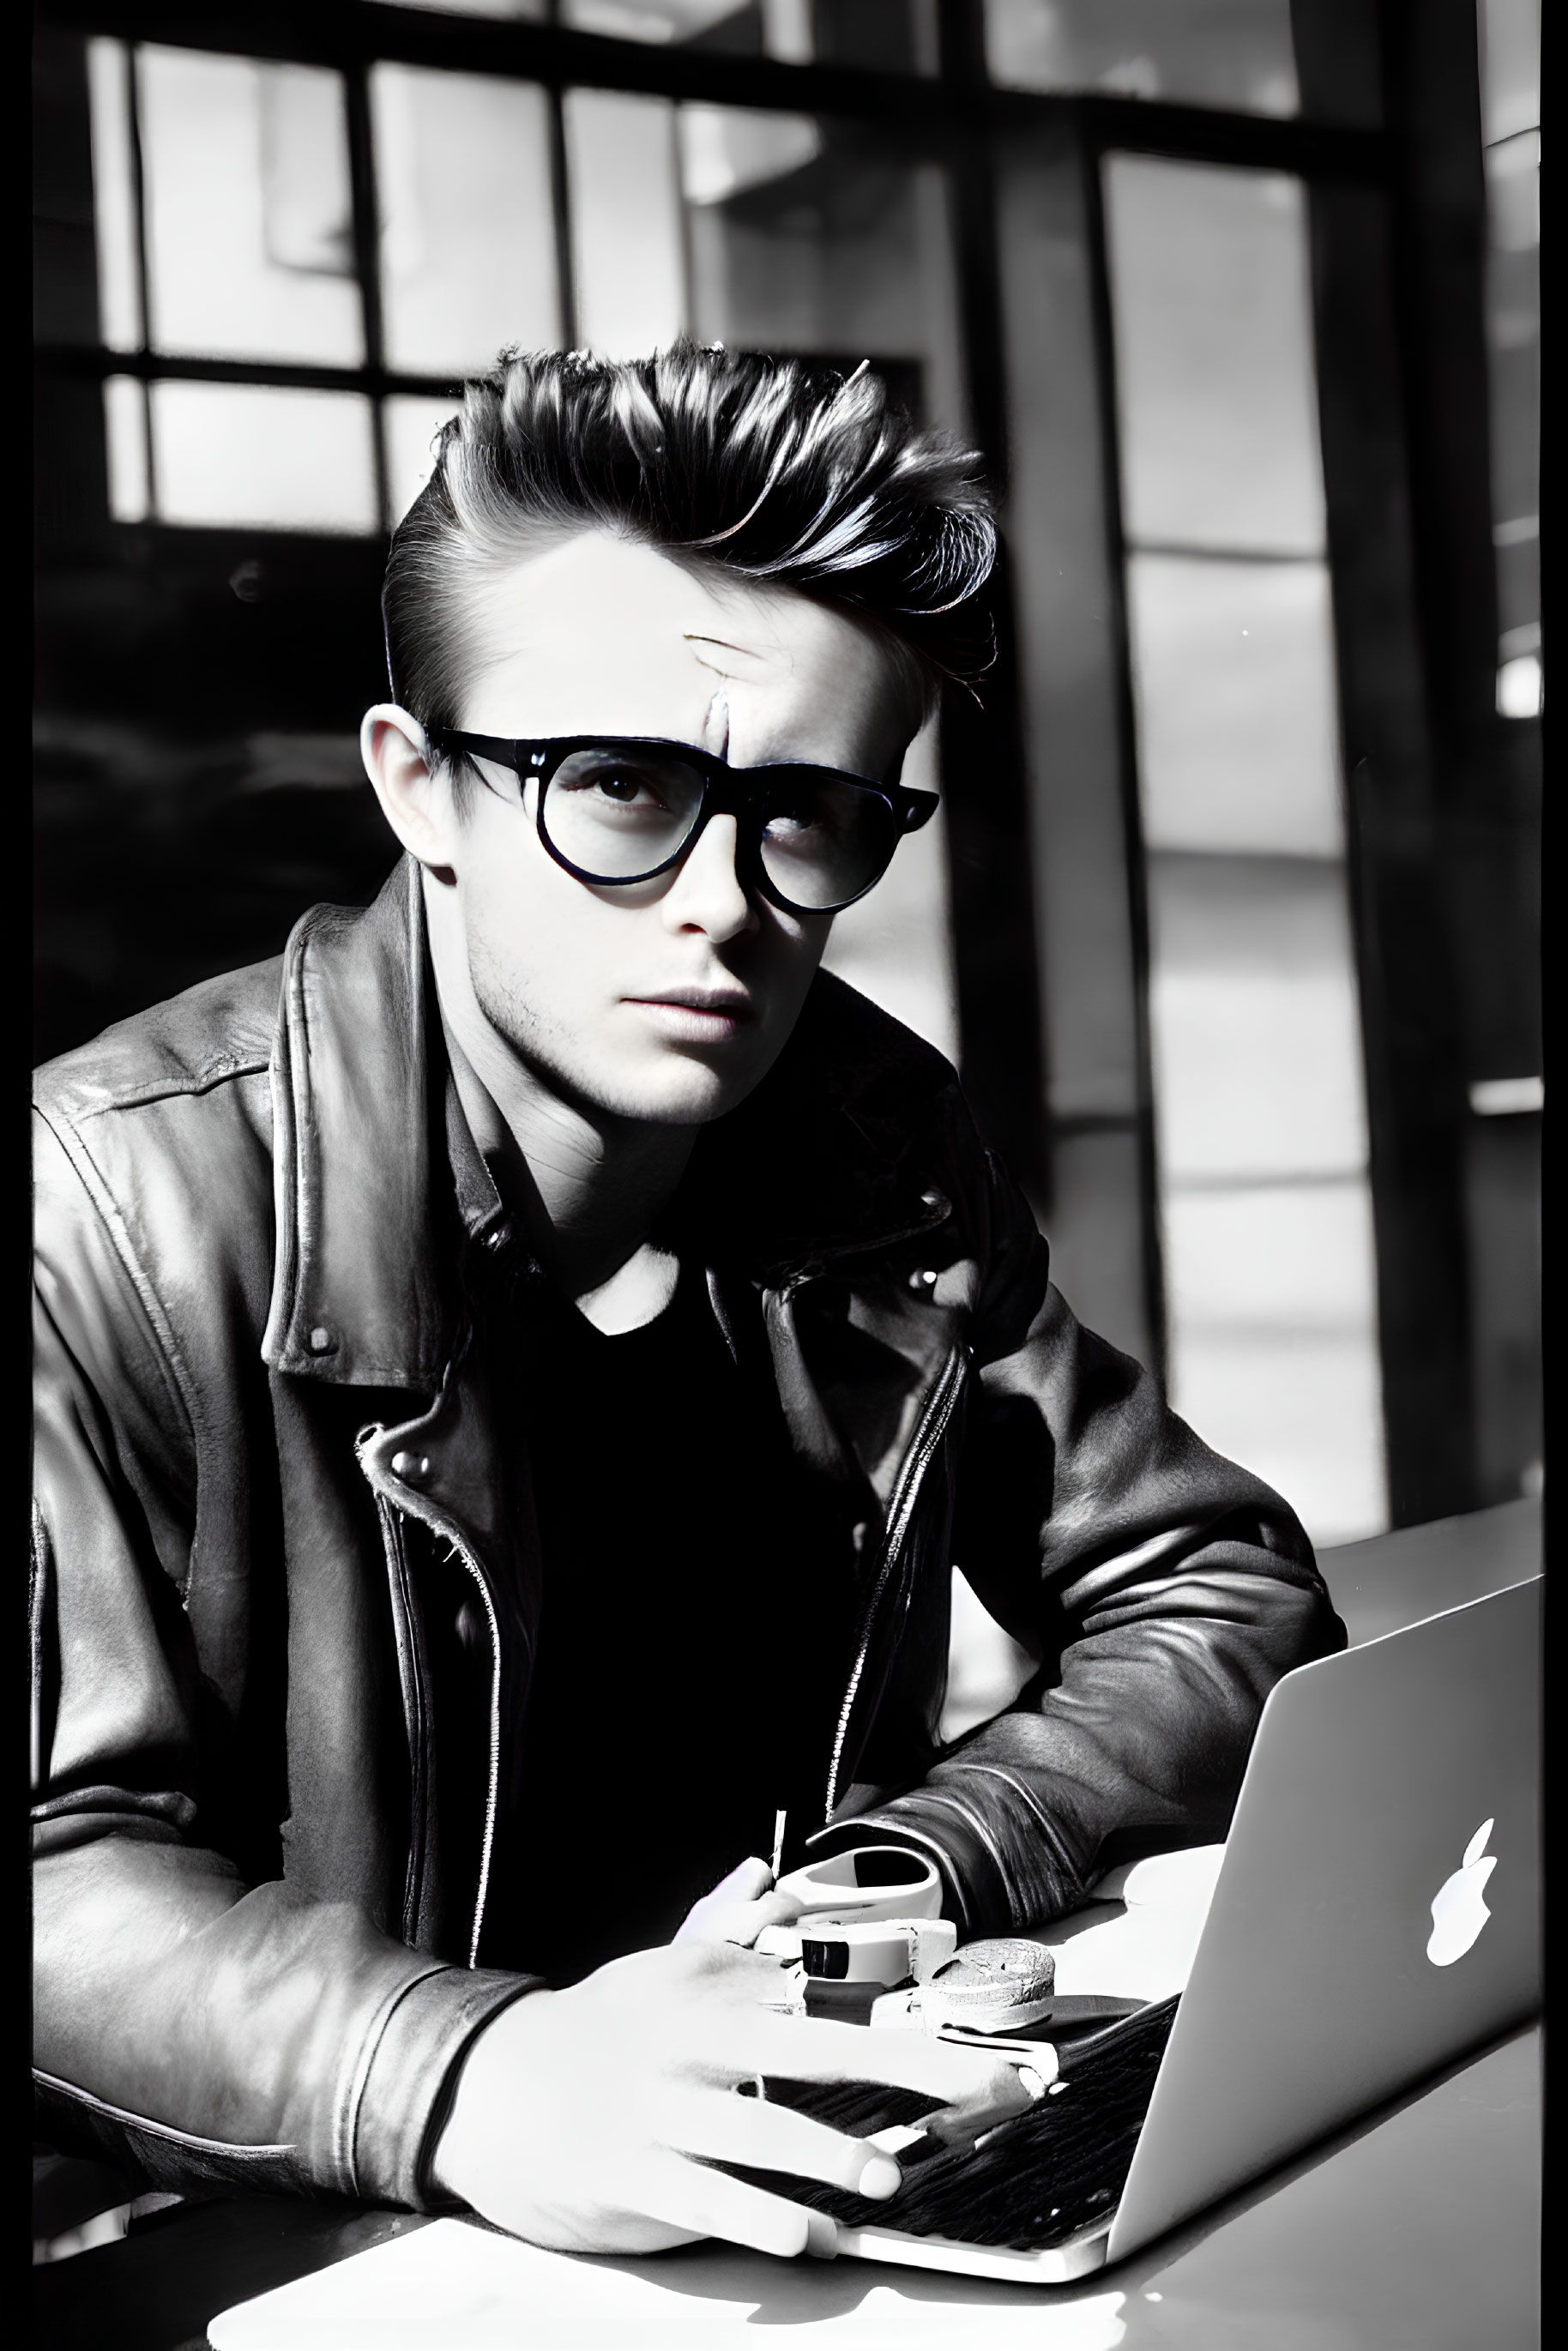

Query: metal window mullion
left=671, top=95, right=696, bottom=345
left=546, top=83, right=578, bottom=353
left=343, top=56, right=390, bottom=533
left=535, top=0, right=579, bottom=352
left=124, top=40, right=157, bottom=520
left=33, top=346, right=483, bottom=401
left=925, top=15, right=1052, bottom=1211
left=1080, top=133, right=1167, bottom=1392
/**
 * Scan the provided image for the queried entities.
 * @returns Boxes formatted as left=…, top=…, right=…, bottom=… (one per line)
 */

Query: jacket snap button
left=908, top=1267, right=938, bottom=1292
left=307, top=1325, right=335, bottom=1354
left=390, top=1450, right=431, bottom=1486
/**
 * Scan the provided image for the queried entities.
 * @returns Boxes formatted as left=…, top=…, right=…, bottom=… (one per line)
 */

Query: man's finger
left=746, top=1890, right=805, bottom=1932
left=733, top=2010, right=1030, bottom=2114
left=712, top=1857, right=774, bottom=1902
left=663, top=2089, right=904, bottom=2201
left=636, top=2152, right=835, bottom=2262
left=673, top=1860, right=779, bottom=1942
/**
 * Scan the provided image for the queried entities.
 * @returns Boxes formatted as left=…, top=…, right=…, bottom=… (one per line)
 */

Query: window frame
left=35, top=0, right=1505, bottom=1526
left=40, top=0, right=1390, bottom=532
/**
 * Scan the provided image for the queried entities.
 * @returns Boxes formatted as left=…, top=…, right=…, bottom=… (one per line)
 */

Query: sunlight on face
left=442, top=533, right=920, bottom=1127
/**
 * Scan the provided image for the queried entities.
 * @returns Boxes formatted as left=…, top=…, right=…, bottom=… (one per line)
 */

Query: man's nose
left=660, top=813, right=758, bottom=943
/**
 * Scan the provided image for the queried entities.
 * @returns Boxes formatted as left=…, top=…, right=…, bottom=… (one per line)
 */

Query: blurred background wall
left=33, top=0, right=1540, bottom=1552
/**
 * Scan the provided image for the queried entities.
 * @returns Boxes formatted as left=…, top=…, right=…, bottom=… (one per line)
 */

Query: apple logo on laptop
left=1426, top=1819, right=1498, bottom=1966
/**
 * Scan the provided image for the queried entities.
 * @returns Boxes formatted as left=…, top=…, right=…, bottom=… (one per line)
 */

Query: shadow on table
left=29, top=2197, right=425, bottom=2351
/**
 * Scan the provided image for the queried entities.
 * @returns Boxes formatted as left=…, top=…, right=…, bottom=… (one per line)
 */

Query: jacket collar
left=262, top=859, right=450, bottom=1388
left=262, top=856, right=956, bottom=1390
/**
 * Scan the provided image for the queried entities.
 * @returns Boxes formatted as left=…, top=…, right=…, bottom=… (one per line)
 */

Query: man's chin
left=491, top=1036, right=769, bottom=1130
left=596, top=1054, right=769, bottom=1127
left=467, top=978, right=784, bottom=1127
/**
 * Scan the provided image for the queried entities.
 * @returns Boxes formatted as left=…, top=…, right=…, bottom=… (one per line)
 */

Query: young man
left=32, top=346, right=1342, bottom=2261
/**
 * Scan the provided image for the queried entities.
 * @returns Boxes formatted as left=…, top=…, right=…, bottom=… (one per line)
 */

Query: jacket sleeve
left=31, top=1108, right=533, bottom=2208
left=821, top=1119, right=1347, bottom=1938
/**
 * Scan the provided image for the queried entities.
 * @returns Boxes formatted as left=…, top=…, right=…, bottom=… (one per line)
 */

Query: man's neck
left=425, top=875, right=695, bottom=1306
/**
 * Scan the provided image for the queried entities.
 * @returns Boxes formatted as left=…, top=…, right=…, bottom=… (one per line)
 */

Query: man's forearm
left=32, top=1836, right=534, bottom=2204
left=813, top=1562, right=1339, bottom=1938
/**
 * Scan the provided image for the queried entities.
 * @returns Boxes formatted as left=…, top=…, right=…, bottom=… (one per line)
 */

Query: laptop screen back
left=1110, top=1576, right=1541, bottom=2258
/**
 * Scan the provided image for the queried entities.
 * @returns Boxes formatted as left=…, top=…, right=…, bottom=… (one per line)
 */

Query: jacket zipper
left=375, top=1498, right=431, bottom=1947
left=445, top=1530, right=504, bottom=1969
left=364, top=1206, right=958, bottom=1956
left=358, top=1438, right=504, bottom=1969
left=824, top=1338, right=968, bottom=1818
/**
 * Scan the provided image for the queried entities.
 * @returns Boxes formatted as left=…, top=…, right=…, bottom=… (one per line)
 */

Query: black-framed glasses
left=427, top=731, right=938, bottom=916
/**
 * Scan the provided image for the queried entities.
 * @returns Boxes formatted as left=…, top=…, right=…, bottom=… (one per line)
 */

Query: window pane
left=564, top=1, right=771, bottom=39
left=678, top=104, right=822, bottom=204
left=986, top=0, right=1299, bottom=117
left=1107, top=147, right=1384, bottom=1536
left=819, top=721, right=958, bottom=1064
left=372, top=66, right=559, bottom=377
left=1147, top=856, right=1368, bottom=1184
left=1105, top=158, right=1324, bottom=555
left=1161, top=1185, right=1386, bottom=1545
left=138, top=48, right=363, bottom=365
left=564, top=89, right=686, bottom=359
left=1127, top=554, right=1343, bottom=856
left=564, top=2, right=937, bottom=68
left=149, top=383, right=379, bottom=533
left=384, top=393, right=461, bottom=528
left=87, top=39, right=142, bottom=352
left=102, top=376, right=149, bottom=521
left=1167, top=1181, right=1377, bottom=1329
left=680, top=110, right=968, bottom=437
left=940, top=1568, right=1038, bottom=1745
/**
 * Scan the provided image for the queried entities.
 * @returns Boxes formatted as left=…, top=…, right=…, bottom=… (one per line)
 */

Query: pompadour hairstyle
left=382, top=341, right=997, bottom=768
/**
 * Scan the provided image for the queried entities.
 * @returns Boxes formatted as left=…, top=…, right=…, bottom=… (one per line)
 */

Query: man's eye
left=767, top=799, right=820, bottom=836
left=548, top=749, right=706, bottom=838
left=565, top=765, right=666, bottom=809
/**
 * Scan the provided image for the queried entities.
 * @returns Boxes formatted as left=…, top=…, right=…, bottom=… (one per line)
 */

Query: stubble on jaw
left=466, top=923, right=744, bottom=1134
left=465, top=928, right=617, bottom=1125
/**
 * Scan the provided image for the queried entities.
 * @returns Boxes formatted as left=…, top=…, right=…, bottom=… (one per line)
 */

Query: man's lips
left=623, top=989, right=756, bottom=1039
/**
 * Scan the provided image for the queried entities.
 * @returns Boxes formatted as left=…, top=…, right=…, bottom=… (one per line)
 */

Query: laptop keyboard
left=725, top=1996, right=1180, bottom=2251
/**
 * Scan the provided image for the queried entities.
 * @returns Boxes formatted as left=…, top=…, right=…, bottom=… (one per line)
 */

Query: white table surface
left=210, top=2025, right=1540, bottom=2351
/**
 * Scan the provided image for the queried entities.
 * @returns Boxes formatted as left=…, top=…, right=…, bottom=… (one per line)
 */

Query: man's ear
left=360, top=703, right=458, bottom=879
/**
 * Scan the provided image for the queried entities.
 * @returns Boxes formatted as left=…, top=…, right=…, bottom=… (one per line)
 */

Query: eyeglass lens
left=540, top=747, right=898, bottom=913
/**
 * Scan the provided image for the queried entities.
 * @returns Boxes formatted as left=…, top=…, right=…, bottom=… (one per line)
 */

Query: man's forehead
left=461, top=527, right=919, bottom=760
left=477, top=533, right=769, bottom=648
left=474, top=533, right=887, bottom=670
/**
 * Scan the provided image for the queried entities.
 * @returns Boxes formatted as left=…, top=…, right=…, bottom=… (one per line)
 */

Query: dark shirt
left=492, top=1257, right=859, bottom=1984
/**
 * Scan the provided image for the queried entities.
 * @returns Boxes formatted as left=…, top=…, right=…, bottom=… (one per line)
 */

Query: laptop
left=828, top=1573, right=1542, bottom=2283
left=206, top=1575, right=1541, bottom=2343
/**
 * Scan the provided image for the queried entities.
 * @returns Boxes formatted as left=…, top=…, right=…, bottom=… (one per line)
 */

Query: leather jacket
left=32, top=856, right=1342, bottom=2211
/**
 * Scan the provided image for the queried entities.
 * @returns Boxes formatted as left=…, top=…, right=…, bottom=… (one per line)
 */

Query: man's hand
left=429, top=1940, right=1035, bottom=2258
left=673, top=1855, right=803, bottom=1950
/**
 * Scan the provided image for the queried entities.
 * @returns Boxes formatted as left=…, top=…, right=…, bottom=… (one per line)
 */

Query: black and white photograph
left=32, top=3, right=1541, bottom=2344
